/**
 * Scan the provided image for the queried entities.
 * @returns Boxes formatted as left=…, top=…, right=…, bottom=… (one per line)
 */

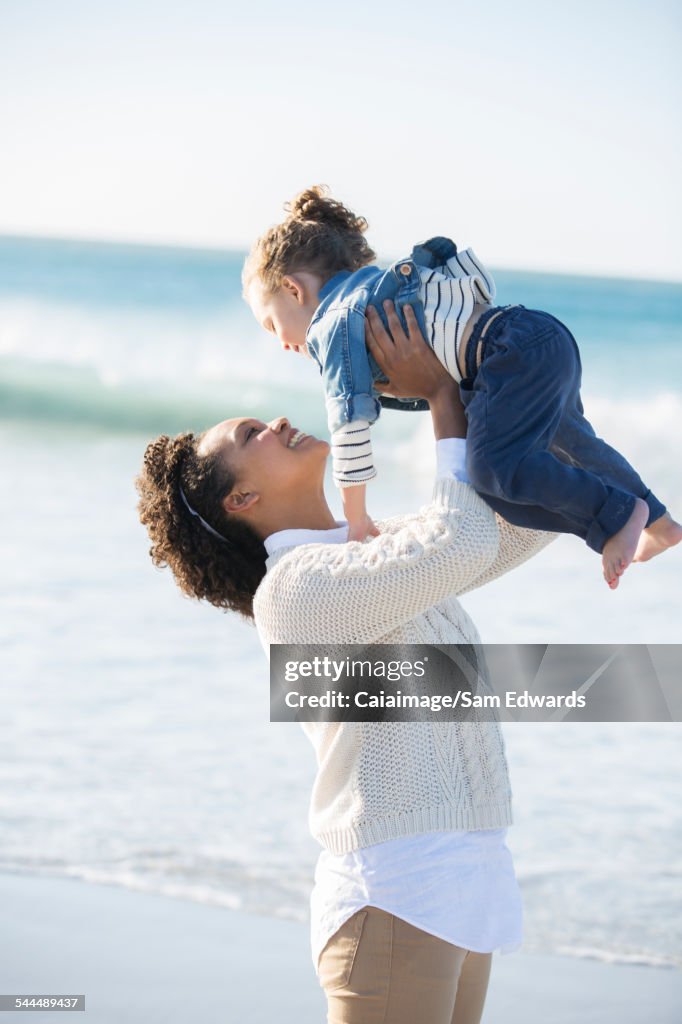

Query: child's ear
left=281, top=275, right=306, bottom=304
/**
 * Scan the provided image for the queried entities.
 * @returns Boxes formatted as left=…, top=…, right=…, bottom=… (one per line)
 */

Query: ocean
left=1, top=235, right=680, bottom=969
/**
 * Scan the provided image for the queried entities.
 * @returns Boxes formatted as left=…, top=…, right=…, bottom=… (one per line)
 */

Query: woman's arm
left=259, top=478, right=499, bottom=644
left=458, top=517, right=558, bottom=596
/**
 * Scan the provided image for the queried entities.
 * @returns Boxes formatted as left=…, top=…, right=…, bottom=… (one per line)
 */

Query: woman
left=136, top=302, right=557, bottom=1024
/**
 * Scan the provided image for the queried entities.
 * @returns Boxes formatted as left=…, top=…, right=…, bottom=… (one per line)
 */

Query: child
left=243, top=185, right=681, bottom=588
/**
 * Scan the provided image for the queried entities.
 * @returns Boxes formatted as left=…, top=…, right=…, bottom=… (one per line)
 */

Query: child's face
left=247, top=276, right=319, bottom=356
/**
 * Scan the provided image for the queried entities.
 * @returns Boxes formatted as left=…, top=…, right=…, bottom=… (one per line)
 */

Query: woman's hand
left=365, top=301, right=454, bottom=403
left=365, top=300, right=466, bottom=439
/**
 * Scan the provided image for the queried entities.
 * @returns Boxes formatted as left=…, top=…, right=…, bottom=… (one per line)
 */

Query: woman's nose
left=269, top=416, right=290, bottom=434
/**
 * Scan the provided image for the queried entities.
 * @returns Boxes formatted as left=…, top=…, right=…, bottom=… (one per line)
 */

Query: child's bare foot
left=633, top=511, right=682, bottom=563
left=602, top=498, right=649, bottom=589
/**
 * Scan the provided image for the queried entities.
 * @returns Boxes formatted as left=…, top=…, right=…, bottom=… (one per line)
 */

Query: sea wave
left=0, top=354, right=326, bottom=435
left=2, top=350, right=681, bottom=503
left=0, top=294, right=327, bottom=433
left=1, top=292, right=681, bottom=504
left=2, top=861, right=678, bottom=968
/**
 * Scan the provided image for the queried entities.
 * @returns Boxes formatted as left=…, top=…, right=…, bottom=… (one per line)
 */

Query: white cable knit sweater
left=254, top=478, right=556, bottom=855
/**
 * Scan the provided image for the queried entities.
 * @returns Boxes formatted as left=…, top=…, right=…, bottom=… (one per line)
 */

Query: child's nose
left=281, top=342, right=292, bottom=352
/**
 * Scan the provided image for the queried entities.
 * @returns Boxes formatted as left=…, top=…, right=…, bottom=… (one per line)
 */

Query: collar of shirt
left=264, top=521, right=349, bottom=558
left=317, top=270, right=353, bottom=303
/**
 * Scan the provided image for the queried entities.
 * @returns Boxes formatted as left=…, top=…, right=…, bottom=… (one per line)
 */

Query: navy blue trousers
left=459, top=305, right=666, bottom=554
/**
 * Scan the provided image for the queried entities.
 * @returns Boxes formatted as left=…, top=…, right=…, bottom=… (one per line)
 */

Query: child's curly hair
left=135, top=432, right=266, bottom=620
left=242, top=184, right=376, bottom=296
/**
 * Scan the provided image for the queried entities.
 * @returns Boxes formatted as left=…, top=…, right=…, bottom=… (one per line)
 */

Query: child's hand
left=347, top=515, right=381, bottom=542
left=342, top=482, right=379, bottom=541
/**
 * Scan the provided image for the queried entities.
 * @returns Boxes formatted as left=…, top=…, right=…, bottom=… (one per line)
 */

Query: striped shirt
left=331, top=248, right=496, bottom=488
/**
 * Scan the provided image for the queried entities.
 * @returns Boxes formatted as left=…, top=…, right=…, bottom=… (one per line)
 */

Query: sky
left=1, top=0, right=680, bottom=280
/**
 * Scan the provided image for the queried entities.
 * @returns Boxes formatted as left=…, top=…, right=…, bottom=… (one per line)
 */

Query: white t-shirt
left=310, top=827, right=523, bottom=975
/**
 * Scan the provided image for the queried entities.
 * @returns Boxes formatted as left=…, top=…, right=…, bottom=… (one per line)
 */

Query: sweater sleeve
left=457, top=516, right=558, bottom=596
left=258, top=479, right=500, bottom=644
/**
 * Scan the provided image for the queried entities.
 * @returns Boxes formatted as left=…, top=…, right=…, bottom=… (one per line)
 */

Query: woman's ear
left=223, top=489, right=260, bottom=515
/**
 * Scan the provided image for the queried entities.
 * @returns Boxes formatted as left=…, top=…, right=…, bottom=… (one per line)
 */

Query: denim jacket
left=305, top=237, right=462, bottom=433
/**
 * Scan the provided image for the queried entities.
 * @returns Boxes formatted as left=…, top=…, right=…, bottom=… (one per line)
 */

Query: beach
left=1, top=871, right=680, bottom=1023
left=1, top=237, right=681, bottom=1014
left=2, top=0, right=681, bottom=1018
left=3, top=2, right=681, bottom=1017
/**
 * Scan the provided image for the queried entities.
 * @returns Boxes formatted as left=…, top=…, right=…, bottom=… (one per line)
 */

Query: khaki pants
left=318, top=905, right=492, bottom=1024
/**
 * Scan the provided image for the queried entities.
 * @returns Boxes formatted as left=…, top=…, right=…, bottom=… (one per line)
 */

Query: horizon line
left=1, top=228, right=681, bottom=288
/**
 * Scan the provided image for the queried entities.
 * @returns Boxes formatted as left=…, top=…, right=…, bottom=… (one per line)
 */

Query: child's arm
left=340, top=481, right=380, bottom=541
left=309, top=303, right=382, bottom=541
left=330, top=418, right=380, bottom=541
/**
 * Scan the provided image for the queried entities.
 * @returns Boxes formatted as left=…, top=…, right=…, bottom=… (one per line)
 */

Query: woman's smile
left=286, top=427, right=310, bottom=448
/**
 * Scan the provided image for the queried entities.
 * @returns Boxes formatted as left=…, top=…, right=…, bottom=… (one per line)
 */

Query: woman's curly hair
left=135, top=432, right=266, bottom=620
left=242, top=184, right=376, bottom=296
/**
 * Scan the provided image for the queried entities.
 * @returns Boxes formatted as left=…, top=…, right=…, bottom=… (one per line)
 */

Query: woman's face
left=199, top=415, right=330, bottom=520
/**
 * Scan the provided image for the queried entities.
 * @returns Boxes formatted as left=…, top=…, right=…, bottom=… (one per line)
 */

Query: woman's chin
left=296, top=434, right=329, bottom=456
left=304, top=437, right=331, bottom=470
